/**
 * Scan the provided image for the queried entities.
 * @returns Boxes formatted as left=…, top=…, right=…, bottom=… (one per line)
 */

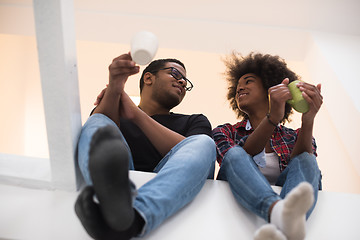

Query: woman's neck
left=247, top=110, right=268, bottom=129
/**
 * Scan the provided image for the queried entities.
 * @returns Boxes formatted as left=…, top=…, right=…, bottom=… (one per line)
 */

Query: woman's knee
left=291, top=152, right=321, bottom=181
left=295, top=152, right=319, bottom=168
left=223, top=146, right=251, bottom=165
left=218, top=146, right=256, bottom=178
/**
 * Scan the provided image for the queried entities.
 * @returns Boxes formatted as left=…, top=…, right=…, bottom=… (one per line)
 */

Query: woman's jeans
left=217, top=146, right=322, bottom=221
left=77, top=114, right=216, bottom=236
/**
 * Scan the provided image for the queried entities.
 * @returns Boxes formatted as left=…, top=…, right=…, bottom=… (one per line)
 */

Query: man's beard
left=151, top=90, right=181, bottom=110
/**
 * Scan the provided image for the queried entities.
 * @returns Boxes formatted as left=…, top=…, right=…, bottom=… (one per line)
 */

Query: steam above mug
left=131, top=31, right=159, bottom=65
left=287, top=80, right=309, bottom=113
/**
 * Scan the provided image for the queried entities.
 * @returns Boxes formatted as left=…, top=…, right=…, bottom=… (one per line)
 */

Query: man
left=75, top=53, right=216, bottom=239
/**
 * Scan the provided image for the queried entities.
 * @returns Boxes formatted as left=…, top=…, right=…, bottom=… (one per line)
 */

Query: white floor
left=1, top=171, right=360, bottom=240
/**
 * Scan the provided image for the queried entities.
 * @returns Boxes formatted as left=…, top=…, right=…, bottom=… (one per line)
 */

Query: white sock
left=254, top=224, right=287, bottom=240
left=270, top=182, right=314, bottom=240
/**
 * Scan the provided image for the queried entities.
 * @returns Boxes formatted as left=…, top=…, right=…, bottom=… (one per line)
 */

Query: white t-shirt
left=261, top=152, right=281, bottom=185
left=247, top=120, right=281, bottom=185
left=253, top=150, right=281, bottom=185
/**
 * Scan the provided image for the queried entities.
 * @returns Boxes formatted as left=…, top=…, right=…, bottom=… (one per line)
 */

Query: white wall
left=313, top=34, right=360, bottom=112
left=312, top=33, right=360, bottom=178
left=0, top=34, right=48, bottom=158
left=304, top=33, right=360, bottom=193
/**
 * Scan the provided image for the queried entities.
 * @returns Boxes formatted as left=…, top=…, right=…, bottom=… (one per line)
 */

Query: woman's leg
left=276, top=152, right=322, bottom=218
left=268, top=152, right=321, bottom=240
left=217, top=146, right=281, bottom=221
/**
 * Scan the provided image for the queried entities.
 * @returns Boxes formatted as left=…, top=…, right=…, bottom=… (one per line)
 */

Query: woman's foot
left=254, top=224, right=287, bottom=240
left=270, top=182, right=314, bottom=240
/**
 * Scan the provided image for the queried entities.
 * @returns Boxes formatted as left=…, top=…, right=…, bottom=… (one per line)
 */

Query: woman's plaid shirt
left=212, top=119, right=317, bottom=172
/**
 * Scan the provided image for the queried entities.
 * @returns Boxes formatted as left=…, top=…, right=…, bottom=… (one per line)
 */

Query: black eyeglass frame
left=151, top=67, right=193, bottom=91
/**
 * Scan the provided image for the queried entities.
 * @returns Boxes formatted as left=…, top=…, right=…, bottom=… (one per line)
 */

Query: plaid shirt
left=212, top=119, right=317, bottom=172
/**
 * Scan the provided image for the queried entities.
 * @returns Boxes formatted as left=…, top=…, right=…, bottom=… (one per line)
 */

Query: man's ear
left=143, top=72, right=153, bottom=86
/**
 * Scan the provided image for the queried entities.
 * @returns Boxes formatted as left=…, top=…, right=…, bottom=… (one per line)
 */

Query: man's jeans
left=217, top=146, right=322, bottom=221
left=77, top=114, right=216, bottom=236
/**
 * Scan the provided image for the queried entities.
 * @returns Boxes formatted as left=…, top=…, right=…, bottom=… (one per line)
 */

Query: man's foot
left=254, top=224, right=287, bottom=240
left=89, top=125, right=134, bottom=231
left=74, top=186, right=134, bottom=240
left=270, top=182, right=314, bottom=240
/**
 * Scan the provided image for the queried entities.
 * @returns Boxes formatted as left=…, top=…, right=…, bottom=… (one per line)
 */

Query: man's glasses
left=154, top=67, right=193, bottom=91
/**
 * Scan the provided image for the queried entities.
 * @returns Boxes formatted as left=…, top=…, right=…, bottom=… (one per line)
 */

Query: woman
left=212, top=52, right=322, bottom=240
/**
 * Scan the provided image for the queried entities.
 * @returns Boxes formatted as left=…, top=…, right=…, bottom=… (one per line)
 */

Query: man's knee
left=187, top=135, right=216, bottom=158
left=191, top=134, right=215, bottom=147
left=184, top=134, right=216, bottom=174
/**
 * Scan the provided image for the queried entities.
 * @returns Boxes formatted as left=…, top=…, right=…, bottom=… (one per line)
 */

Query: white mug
left=131, top=31, right=158, bottom=65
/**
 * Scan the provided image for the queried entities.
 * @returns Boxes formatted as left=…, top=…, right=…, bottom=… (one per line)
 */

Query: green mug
left=287, top=80, right=309, bottom=113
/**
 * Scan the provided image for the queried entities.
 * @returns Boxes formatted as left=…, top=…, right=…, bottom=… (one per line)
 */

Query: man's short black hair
left=139, top=59, right=186, bottom=93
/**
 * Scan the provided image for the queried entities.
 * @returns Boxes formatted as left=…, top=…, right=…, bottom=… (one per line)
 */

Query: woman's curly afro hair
left=223, top=52, right=300, bottom=123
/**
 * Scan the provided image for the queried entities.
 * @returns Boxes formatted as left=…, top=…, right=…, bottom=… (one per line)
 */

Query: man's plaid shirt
left=212, top=119, right=317, bottom=172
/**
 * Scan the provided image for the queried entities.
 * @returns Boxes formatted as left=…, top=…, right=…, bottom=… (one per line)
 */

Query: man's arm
left=94, top=88, right=186, bottom=156
left=119, top=92, right=185, bottom=156
left=92, top=53, right=140, bottom=126
left=92, top=54, right=185, bottom=156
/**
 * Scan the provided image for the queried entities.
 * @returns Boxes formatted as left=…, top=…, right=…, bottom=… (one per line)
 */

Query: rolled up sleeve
left=212, top=124, right=248, bottom=165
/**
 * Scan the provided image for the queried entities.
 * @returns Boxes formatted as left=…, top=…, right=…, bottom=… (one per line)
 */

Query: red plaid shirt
left=212, top=119, right=317, bottom=172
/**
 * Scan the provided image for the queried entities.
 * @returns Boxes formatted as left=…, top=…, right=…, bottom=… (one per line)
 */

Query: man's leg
left=75, top=186, right=138, bottom=240
left=77, top=113, right=134, bottom=185
left=133, top=134, right=216, bottom=236
left=76, top=114, right=140, bottom=239
left=88, top=125, right=135, bottom=231
left=217, top=146, right=281, bottom=221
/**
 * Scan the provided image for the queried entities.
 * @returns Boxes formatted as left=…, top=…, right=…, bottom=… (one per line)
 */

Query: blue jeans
left=77, top=114, right=216, bottom=236
left=217, top=146, right=321, bottom=221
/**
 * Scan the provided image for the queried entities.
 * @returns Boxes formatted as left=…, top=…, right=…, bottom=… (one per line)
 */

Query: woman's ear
left=143, top=72, right=153, bottom=86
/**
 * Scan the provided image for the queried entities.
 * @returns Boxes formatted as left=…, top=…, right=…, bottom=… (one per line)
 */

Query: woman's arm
left=291, top=82, right=322, bottom=158
left=242, top=116, right=277, bottom=156
left=243, top=78, right=292, bottom=156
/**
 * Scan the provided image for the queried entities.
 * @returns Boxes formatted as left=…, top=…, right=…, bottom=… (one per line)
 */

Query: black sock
left=75, top=186, right=144, bottom=240
left=132, top=209, right=145, bottom=236
left=89, top=125, right=134, bottom=231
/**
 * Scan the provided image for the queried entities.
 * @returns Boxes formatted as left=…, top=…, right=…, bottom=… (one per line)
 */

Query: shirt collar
left=235, top=118, right=281, bottom=131
left=234, top=119, right=252, bottom=130
left=245, top=119, right=252, bottom=130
